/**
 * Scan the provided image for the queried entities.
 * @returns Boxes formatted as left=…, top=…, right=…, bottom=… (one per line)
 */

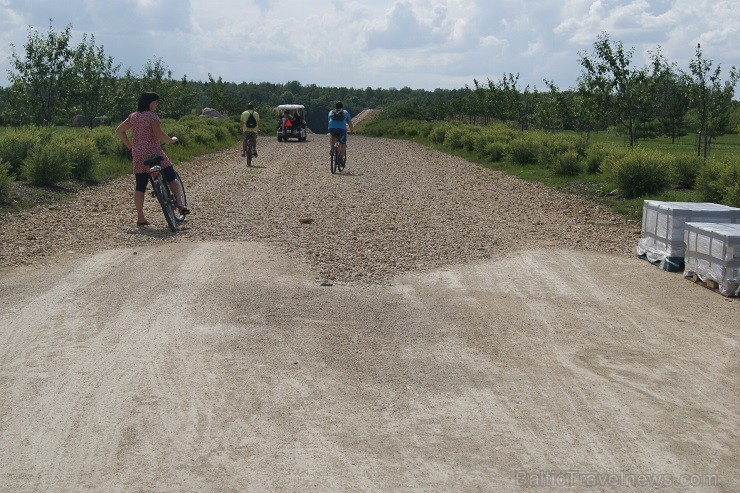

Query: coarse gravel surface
left=2, top=130, right=738, bottom=492
left=0, top=133, right=641, bottom=283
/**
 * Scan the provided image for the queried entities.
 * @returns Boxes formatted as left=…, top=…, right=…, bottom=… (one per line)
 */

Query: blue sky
left=1, top=0, right=738, bottom=91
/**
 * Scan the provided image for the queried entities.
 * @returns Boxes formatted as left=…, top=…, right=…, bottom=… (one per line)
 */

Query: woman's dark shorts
left=135, top=166, right=177, bottom=192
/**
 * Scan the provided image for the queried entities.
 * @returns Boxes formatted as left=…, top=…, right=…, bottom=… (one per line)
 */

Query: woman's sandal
left=137, top=220, right=150, bottom=226
left=178, top=206, right=190, bottom=216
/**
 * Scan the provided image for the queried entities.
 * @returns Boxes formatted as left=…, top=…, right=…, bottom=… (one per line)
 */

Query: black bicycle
left=245, top=132, right=256, bottom=167
left=329, top=128, right=345, bottom=174
left=144, top=155, right=187, bottom=232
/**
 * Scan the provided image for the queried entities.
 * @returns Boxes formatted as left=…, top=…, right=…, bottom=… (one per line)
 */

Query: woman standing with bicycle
left=328, top=101, right=354, bottom=166
left=116, top=92, right=189, bottom=226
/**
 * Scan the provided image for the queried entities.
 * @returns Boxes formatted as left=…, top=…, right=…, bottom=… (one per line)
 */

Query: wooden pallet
left=689, top=274, right=719, bottom=291
left=686, top=273, right=738, bottom=297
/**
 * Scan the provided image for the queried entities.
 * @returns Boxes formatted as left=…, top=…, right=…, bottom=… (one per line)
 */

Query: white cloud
left=524, top=41, right=544, bottom=57
left=479, top=35, right=507, bottom=48
left=0, top=0, right=736, bottom=91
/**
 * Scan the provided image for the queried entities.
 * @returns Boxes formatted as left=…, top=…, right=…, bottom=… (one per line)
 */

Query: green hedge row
left=359, top=117, right=740, bottom=206
left=0, top=159, right=12, bottom=204
left=0, top=117, right=241, bottom=189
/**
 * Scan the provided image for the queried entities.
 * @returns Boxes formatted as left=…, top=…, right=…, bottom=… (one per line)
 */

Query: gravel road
left=0, top=133, right=640, bottom=283
left=1, top=133, right=737, bottom=492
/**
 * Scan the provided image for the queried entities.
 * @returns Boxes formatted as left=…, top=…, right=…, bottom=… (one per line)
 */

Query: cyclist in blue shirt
left=327, top=101, right=354, bottom=164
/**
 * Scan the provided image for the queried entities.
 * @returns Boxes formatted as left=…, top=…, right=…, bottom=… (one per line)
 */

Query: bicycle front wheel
left=154, top=178, right=179, bottom=231
left=172, top=171, right=187, bottom=224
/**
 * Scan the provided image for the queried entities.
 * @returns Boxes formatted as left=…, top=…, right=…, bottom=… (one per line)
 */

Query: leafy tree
left=535, top=80, right=562, bottom=132
left=71, top=34, right=120, bottom=127
left=110, top=67, right=143, bottom=121
left=685, top=44, right=739, bottom=158
left=132, top=58, right=200, bottom=118
left=485, top=73, right=534, bottom=130
left=472, top=79, right=496, bottom=124
left=168, top=75, right=200, bottom=119
left=205, top=73, right=240, bottom=116
left=578, top=33, right=653, bottom=146
left=649, top=48, right=689, bottom=143
left=8, top=21, right=76, bottom=125
left=571, top=84, right=601, bottom=140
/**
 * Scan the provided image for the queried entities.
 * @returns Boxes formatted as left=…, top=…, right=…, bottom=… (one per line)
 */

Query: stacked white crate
left=683, top=223, right=740, bottom=297
left=636, top=201, right=740, bottom=271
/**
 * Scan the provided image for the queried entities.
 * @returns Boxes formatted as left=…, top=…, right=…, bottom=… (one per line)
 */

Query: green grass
left=589, top=131, right=740, bottom=160
left=358, top=117, right=740, bottom=221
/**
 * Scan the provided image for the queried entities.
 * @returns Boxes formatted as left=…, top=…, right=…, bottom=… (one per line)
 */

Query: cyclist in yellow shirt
left=240, top=102, right=260, bottom=158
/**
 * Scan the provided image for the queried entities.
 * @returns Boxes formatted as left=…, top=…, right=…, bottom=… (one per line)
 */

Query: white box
left=683, top=222, right=740, bottom=297
left=636, top=201, right=740, bottom=267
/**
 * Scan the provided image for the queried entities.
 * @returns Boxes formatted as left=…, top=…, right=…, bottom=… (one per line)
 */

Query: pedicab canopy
left=276, top=104, right=305, bottom=112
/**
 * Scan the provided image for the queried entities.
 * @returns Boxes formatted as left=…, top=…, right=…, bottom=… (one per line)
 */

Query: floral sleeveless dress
left=128, top=111, right=172, bottom=174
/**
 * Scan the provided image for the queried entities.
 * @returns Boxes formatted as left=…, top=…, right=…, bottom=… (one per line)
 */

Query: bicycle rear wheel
left=330, top=146, right=338, bottom=174
left=338, top=152, right=346, bottom=172
left=154, top=178, right=178, bottom=231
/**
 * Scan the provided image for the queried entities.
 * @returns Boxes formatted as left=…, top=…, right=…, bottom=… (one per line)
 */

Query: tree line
left=395, top=34, right=738, bottom=158
left=1, top=24, right=738, bottom=157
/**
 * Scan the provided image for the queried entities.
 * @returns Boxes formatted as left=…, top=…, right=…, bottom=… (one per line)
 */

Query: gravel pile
left=0, top=135, right=641, bottom=284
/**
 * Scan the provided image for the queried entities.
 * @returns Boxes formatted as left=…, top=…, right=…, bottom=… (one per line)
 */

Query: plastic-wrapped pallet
left=683, top=222, right=740, bottom=297
left=636, top=201, right=740, bottom=271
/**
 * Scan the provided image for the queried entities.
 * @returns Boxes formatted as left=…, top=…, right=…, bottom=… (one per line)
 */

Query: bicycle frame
left=329, top=130, right=345, bottom=174
left=144, top=155, right=186, bottom=231
left=245, top=133, right=255, bottom=167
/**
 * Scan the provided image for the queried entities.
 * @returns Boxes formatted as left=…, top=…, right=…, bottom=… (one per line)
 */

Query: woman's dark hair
left=137, top=92, right=159, bottom=112
left=335, top=101, right=343, bottom=110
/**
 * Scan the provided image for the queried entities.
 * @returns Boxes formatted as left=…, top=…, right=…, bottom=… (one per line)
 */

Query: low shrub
left=161, top=123, right=189, bottom=146
left=0, top=159, right=13, bottom=204
left=211, top=125, right=229, bottom=141
left=538, top=135, right=574, bottom=167
left=443, top=127, right=466, bottom=149
left=696, top=156, right=740, bottom=206
left=586, top=144, right=629, bottom=174
left=552, top=150, right=583, bottom=176
left=486, top=123, right=516, bottom=143
left=671, top=154, right=704, bottom=189
left=61, top=137, right=100, bottom=181
left=418, top=122, right=433, bottom=138
left=404, top=125, right=419, bottom=137
left=88, top=127, right=119, bottom=156
left=428, top=123, right=451, bottom=144
left=483, top=141, right=507, bottom=162
left=509, top=138, right=539, bottom=165
left=695, top=160, right=724, bottom=203
left=458, top=127, right=481, bottom=152
left=0, top=128, right=41, bottom=178
left=22, top=142, right=72, bottom=186
left=573, top=137, right=589, bottom=159
left=604, top=149, right=673, bottom=199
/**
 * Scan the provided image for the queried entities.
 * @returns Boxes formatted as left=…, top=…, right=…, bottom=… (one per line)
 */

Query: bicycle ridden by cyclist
left=328, top=101, right=354, bottom=164
left=115, top=92, right=188, bottom=227
left=240, top=102, right=260, bottom=158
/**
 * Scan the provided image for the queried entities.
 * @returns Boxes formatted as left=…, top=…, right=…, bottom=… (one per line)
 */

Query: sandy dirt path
left=0, top=134, right=737, bottom=492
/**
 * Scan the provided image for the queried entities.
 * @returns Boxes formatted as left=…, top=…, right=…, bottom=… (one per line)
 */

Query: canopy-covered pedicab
left=276, top=104, right=307, bottom=142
